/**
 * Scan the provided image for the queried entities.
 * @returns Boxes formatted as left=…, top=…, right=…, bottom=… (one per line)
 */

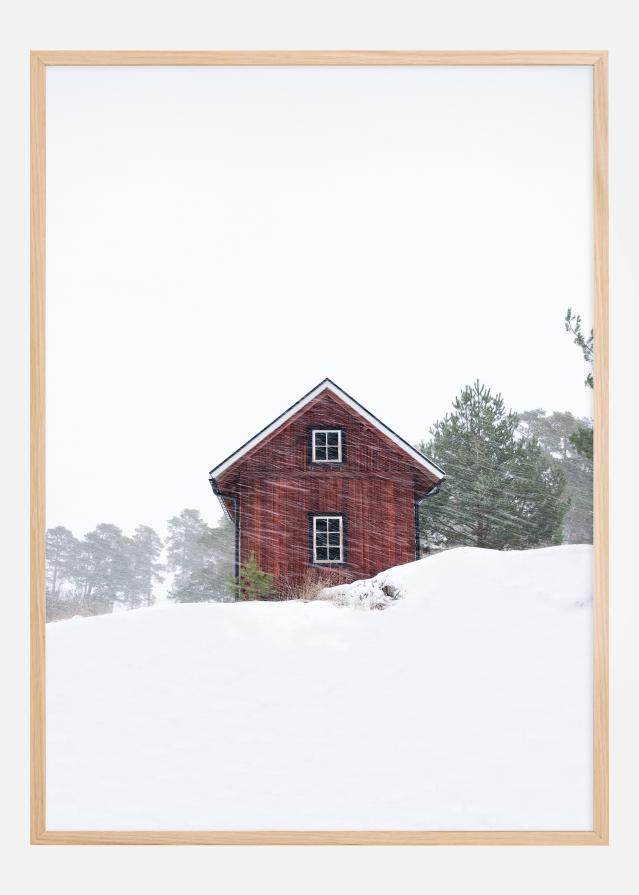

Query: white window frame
left=312, top=515, right=344, bottom=564
left=312, top=429, right=343, bottom=463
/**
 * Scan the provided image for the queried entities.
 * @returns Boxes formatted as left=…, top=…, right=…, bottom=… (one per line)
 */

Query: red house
left=209, top=379, right=445, bottom=590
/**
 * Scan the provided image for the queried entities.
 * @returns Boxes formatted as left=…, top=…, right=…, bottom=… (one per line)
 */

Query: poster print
left=32, top=53, right=608, bottom=844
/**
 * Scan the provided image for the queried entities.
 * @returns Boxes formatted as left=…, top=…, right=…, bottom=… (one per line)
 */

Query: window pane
left=327, top=445, right=339, bottom=460
left=314, top=445, right=327, bottom=460
left=327, top=431, right=339, bottom=446
left=313, top=516, right=343, bottom=563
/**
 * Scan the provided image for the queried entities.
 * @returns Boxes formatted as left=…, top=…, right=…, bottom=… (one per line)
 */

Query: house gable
left=209, top=378, right=444, bottom=487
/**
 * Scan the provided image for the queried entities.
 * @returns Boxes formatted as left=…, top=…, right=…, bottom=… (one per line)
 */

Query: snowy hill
left=46, top=545, right=593, bottom=831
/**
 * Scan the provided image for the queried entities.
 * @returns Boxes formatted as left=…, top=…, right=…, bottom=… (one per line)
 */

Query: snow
left=46, top=545, right=593, bottom=830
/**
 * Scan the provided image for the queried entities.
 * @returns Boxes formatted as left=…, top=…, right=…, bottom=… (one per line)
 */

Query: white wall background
left=0, top=2, right=637, bottom=893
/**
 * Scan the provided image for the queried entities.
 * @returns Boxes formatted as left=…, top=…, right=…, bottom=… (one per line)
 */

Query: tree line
left=46, top=510, right=234, bottom=621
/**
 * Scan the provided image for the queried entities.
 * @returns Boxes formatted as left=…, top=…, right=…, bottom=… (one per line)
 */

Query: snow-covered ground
left=46, top=545, right=593, bottom=830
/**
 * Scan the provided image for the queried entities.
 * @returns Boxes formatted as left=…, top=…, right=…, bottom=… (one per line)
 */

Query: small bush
left=227, top=553, right=273, bottom=601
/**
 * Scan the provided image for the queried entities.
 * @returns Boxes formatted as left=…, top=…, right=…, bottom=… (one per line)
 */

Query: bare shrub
left=277, top=568, right=355, bottom=602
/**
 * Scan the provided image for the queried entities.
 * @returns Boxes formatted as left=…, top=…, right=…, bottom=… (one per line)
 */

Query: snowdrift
left=326, top=543, right=593, bottom=610
left=46, top=545, right=593, bottom=831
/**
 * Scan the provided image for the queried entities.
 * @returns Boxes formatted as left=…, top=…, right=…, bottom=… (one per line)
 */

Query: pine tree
left=565, top=307, right=594, bottom=388
left=518, top=409, right=592, bottom=543
left=76, top=523, right=134, bottom=614
left=568, top=426, right=593, bottom=462
left=127, top=525, right=164, bottom=608
left=228, top=553, right=273, bottom=601
left=166, top=509, right=234, bottom=602
left=46, top=526, right=80, bottom=600
left=565, top=307, right=594, bottom=459
left=45, top=526, right=82, bottom=620
left=419, top=382, right=569, bottom=551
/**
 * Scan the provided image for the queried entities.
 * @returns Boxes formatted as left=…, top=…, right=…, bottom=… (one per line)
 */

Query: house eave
left=209, top=476, right=235, bottom=523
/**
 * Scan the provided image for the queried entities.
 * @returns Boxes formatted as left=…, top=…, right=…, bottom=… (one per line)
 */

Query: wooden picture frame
left=30, top=50, right=608, bottom=845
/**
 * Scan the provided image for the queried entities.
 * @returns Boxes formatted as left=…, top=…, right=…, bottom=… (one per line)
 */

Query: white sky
left=46, top=65, right=594, bottom=539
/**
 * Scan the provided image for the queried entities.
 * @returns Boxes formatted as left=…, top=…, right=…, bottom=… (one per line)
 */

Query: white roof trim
left=209, top=378, right=445, bottom=482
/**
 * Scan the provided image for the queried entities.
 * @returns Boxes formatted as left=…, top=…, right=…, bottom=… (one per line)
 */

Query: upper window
left=312, top=429, right=343, bottom=463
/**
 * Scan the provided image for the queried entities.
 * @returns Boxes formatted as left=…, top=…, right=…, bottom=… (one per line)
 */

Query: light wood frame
left=30, top=50, right=608, bottom=846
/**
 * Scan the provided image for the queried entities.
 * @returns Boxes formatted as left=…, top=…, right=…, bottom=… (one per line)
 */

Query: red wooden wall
left=216, top=391, right=437, bottom=588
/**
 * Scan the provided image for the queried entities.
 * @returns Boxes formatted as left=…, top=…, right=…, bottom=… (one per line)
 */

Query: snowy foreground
left=47, top=545, right=593, bottom=830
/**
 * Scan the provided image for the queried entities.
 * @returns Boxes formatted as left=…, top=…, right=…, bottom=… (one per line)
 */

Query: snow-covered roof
left=209, top=378, right=445, bottom=482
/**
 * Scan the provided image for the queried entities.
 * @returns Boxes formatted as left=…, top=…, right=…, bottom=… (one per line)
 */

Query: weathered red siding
left=216, top=390, right=437, bottom=589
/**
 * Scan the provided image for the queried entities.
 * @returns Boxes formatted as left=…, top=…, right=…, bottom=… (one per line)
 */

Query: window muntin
left=312, top=429, right=342, bottom=463
left=312, top=515, right=343, bottom=563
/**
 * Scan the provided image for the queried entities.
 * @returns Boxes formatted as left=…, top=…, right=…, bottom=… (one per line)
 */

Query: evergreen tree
left=166, top=509, right=234, bottom=602
left=75, top=523, right=134, bottom=614
left=45, top=526, right=82, bottom=620
left=565, top=307, right=594, bottom=459
left=419, top=382, right=569, bottom=550
left=565, top=307, right=594, bottom=388
left=228, top=552, right=273, bottom=601
left=518, top=409, right=593, bottom=543
left=46, top=526, right=81, bottom=600
left=569, top=426, right=593, bottom=462
left=127, top=525, right=164, bottom=608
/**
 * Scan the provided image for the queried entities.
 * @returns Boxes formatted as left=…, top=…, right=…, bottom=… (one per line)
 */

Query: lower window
left=312, top=515, right=344, bottom=563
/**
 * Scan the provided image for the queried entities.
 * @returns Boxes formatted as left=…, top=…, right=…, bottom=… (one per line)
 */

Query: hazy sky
left=46, top=65, right=593, bottom=538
